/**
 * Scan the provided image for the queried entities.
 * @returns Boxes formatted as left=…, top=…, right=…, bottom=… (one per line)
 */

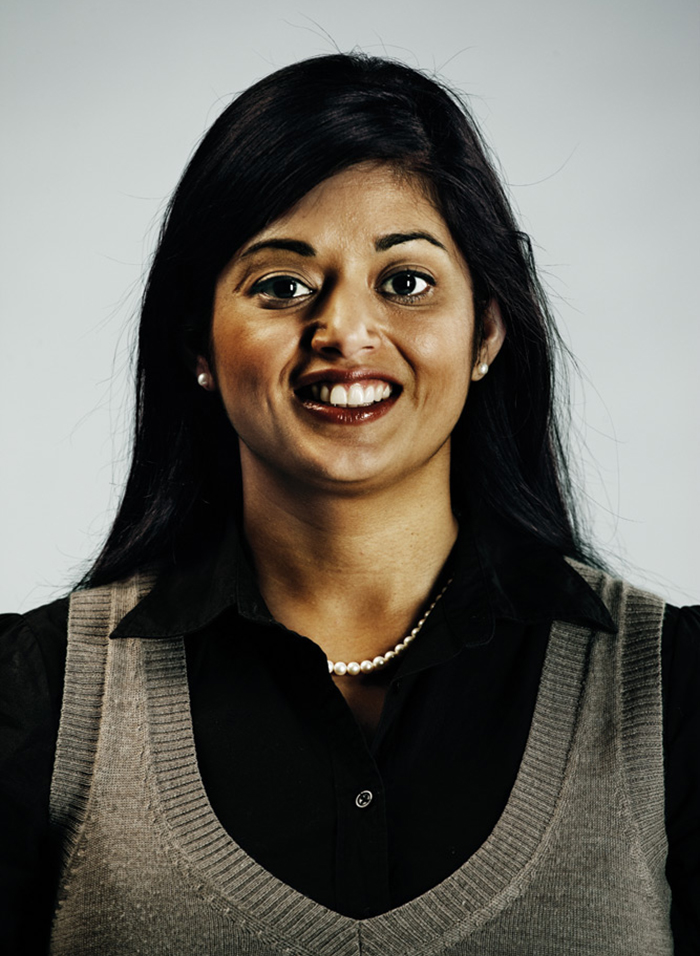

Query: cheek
left=412, top=320, right=474, bottom=403
left=209, top=321, right=298, bottom=439
left=208, top=323, right=258, bottom=430
left=211, top=321, right=274, bottom=393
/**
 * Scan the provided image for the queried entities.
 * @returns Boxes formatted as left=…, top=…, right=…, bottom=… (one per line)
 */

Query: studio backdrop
left=1, top=0, right=698, bottom=609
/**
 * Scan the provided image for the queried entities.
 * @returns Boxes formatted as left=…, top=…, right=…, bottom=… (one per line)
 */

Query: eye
left=251, top=275, right=314, bottom=302
left=380, top=271, right=434, bottom=299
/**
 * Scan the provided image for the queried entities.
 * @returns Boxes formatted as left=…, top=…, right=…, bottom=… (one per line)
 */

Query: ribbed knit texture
left=49, top=563, right=673, bottom=955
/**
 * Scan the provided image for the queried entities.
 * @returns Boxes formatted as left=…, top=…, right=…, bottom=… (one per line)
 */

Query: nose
left=309, top=284, right=380, bottom=360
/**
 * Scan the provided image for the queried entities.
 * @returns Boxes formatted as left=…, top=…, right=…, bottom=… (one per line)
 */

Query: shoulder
left=569, top=560, right=699, bottom=673
left=662, top=603, right=700, bottom=717
left=1, top=596, right=71, bottom=638
left=565, top=558, right=667, bottom=633
left=661, top=603, right=700, bottom=733
left=0, top=598, right=70, bottom=712
left=662, top=603, right=700, bottom=651
left=660, top=604, right=700, bottom=946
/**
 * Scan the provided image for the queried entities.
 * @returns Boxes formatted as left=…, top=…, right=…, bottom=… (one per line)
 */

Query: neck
left=240, top=452, right=458, bottom=664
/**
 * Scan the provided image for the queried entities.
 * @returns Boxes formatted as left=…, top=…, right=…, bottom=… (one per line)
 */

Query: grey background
left=1, top=0, right=698, bottom=611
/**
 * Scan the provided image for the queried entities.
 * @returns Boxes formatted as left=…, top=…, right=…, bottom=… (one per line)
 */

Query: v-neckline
left=140, top=613, right=592, bottom=955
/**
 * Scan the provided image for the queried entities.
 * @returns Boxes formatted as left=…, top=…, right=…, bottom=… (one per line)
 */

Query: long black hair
left=84, top=53, right=597, bottom=587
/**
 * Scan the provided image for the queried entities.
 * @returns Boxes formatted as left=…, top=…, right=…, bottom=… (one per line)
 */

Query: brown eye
left=380, top=271, right=433, bottom=297
left=252, top=276, right=313, bottom=300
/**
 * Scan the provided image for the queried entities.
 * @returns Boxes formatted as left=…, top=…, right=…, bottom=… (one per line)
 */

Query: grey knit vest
left=49, top=563, right=673, bottom=955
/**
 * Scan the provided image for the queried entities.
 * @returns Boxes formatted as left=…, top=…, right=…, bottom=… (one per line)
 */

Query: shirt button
left=355, top=790, right=373, bottom=809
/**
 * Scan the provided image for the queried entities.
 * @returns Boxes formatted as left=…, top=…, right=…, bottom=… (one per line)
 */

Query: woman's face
left=200, top=163, right=503, bottom=497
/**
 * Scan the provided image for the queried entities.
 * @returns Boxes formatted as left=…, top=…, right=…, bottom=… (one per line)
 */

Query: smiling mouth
left=294, top=376, right=400, bottom=424
left=300, top=381, right=394, bottom=408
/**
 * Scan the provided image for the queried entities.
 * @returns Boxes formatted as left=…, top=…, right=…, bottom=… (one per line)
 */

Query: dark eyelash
left=382, top=270, right=435, bottom=298
left=250, top=275, right=313, bottom=298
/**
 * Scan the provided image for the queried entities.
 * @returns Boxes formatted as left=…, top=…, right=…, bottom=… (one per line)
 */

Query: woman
left=0, top=53, right=697, bottom=954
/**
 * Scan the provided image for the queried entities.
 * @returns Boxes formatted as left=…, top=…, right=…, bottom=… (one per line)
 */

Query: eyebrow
left=238, top=230, right=447, bottom=261
left=374, top=231, right=447, bottom=252
left=239, top=238, right=316, bottom=259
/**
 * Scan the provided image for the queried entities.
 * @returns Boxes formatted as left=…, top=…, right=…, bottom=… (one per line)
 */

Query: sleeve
left=662, top=604, right=700, bottom=955
left=0, top=601, right=68, bottom=955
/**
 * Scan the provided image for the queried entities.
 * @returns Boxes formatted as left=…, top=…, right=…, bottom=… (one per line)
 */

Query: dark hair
left=84, top=52, right=598, bottom=587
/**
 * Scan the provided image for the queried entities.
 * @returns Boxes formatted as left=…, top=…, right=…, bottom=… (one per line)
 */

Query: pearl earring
left=478, top=362, right=489, bottom=376
left=197, top=372, right=210, bottom=388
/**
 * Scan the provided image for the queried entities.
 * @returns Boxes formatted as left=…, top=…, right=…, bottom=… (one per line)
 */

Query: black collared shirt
left=1, top=524, right=698, bottom=952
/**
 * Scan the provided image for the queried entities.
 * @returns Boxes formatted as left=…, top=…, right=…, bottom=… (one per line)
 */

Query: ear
left=195, top=355, right=216, bottom=391
left=471, top=300, right=506, bottom=381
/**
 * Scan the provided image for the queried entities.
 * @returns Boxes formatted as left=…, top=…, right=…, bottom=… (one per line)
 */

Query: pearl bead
left=323, top=577, right=452, bottom=677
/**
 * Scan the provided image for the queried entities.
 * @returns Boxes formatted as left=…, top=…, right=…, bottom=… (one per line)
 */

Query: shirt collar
left=379, top=513, right=616, bottom=679
left=111, top=512, right=616, bottom=641
left=110, top=518, right=248, bottom=639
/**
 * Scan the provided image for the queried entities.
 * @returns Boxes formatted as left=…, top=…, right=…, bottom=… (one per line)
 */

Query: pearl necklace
left=327, top=577, right=453, bottom=677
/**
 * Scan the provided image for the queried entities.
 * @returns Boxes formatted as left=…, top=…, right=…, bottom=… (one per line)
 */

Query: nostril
left=318, top=343, right=344, bottom=357
left=313, top=337, right=378, bottom=358
left=309, top=318, right=380, bottom=357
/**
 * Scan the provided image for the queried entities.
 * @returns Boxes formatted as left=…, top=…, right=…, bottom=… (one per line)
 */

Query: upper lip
left=293, top=367, right=401, bottom=390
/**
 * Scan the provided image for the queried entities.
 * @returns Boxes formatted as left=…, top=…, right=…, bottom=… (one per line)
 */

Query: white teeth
left=347, top=384, right=365, bottom=407
left=329, top=384, right=348, bottom=406
left=307, top=381, right=393, bottom=407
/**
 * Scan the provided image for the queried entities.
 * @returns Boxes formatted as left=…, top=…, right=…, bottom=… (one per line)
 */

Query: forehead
left=249, top=162, right=453, bottom=250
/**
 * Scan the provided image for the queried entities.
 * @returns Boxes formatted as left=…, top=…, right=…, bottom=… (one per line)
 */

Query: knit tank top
left=49, top=563, right=673, bottom=955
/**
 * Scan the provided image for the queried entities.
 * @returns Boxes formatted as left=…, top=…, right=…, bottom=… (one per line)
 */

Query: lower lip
left=297, top=395, right=398, bottom=424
